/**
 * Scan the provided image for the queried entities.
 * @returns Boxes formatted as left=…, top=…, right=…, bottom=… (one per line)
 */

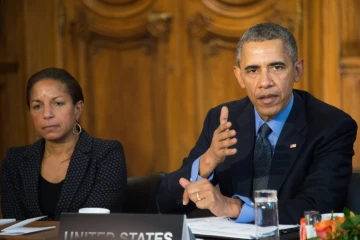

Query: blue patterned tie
left=253, top=123, right=273, bottom=191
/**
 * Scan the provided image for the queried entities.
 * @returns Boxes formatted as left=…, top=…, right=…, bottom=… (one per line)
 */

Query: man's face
left=234, top=39, right=303, bottom=121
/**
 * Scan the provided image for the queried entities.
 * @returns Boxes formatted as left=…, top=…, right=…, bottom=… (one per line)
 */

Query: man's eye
left=247, top=69, right=257, bottom=74
left=273, top=65, right=284, bottom=70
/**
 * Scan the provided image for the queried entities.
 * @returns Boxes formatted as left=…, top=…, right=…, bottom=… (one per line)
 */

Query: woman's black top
left=38, top=175, right=63, bottom=219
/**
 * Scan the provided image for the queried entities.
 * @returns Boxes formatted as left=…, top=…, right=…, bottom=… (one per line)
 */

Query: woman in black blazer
left=1, top=68, right=127, bottom=220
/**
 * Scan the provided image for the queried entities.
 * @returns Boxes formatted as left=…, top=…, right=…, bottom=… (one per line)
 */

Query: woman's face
left=29, top=78, right=83, bottom=142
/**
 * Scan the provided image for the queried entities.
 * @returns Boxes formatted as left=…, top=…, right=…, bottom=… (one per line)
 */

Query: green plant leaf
left=351, top=215, right=360, bottom=225
left=343, top=207, right=351, bottom=218
left=341, top=219, right=354, bottom=229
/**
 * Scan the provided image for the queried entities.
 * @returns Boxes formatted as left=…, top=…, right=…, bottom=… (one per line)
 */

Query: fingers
left=180, top=179, right=212, bottom=205
left=206, top=106, right=237, bottom=165
left=218, top=106, right=231, bottom=133
left=223, top=147, right=237, bottom=156
left=191, top=186, right=222, bottom=212
left=213, top=127, right=237, bottom=154
left=218, top=107, right=237, bottom=154
left=216, top=106, right=236, bottom=142
left=220, top=106, right=229, bottom=125
left=218, top=122, right=231, bottom=133
left=193, top=190, right=212, bottom=209
left=216, top=129, right=237, bottom=145
left=179, top=178, right=191, bottom=205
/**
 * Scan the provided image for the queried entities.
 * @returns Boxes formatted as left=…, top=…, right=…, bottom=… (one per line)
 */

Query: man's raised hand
left=199, top=106, right=237, bottom=177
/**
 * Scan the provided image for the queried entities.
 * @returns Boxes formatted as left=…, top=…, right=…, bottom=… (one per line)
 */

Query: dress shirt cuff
left=190, top=157, right=214, bottom=182
left=231, top=195, right=255, bottom=223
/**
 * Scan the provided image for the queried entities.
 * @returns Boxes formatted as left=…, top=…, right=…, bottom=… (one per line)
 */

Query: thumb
left=179, top=178, right=191, bottom=205
left=220, top=106, right=229, bottom=125
left=179, top=178, right=190, bottom=188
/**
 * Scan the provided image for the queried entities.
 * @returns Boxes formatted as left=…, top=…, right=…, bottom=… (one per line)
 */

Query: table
left=0, top=221, right=299, bottom=240
left=0, top=221, right=58, bottom=240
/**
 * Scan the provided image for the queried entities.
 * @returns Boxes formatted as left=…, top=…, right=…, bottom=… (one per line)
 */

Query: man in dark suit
left=157, top=23, right=357, bottom=224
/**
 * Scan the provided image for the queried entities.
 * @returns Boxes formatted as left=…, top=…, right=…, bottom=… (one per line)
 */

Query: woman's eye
left=32, top=105, right=41, bottom=110
left=54, top=102, right=65, bottom=106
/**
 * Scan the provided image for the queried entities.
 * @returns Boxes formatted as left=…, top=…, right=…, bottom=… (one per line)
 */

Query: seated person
left=157, top=23, right=357, bottom=224
left=1, top=68, right=127, bottom=220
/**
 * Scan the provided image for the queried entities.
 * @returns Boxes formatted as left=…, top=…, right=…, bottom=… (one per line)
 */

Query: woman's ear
left=74, top=100, right=84, bottom=120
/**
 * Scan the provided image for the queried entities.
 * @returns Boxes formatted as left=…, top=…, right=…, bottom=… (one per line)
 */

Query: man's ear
left=74, top=100, right=84, bottom=120
left=234, top=66, right=245, bottom=88
left=294, top=59, right=304, bottom=82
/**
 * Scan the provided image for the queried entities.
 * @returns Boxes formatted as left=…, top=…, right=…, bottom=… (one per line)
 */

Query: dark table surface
left=0, top=221, right=299, bottom=240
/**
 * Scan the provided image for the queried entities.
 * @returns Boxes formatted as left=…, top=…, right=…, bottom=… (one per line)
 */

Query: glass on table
left=254, top=189, right=279, bottom=240
left=304, top=210, right=321, bottom=238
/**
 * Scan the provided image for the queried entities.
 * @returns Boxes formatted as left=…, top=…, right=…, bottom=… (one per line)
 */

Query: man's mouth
left=257, top=94, right=278, bottom=104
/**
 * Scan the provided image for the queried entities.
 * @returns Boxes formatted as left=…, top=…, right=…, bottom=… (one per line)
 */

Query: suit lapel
left=54, top=131, right=92, bottom=217
left=268, top=92, right=307, bottom=192
left=231, top=100, right=256, bottom=197
left=21, top=139, right=44, bottom=217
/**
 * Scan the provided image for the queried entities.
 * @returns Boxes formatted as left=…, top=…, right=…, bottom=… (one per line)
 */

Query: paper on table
left=187, top=217, right=298, bottom=239
left=0, top=219, right=16, bottom=226
left=0, top=216, right=55, bottom=236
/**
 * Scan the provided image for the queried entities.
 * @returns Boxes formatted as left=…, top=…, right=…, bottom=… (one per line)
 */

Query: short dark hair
left=26, top=68, right=84, bottom=108
left=236, top=23, right=298, bottom=66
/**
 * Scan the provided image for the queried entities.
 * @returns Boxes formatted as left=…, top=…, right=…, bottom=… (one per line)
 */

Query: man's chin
left=256, top=107, right=281, bottom=121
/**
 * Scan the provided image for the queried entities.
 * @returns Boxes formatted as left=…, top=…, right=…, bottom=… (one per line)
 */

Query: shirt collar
left=254, top=93, right=294, bottom=137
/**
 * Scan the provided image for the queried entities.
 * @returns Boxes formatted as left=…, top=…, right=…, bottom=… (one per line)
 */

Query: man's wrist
left=199, top=151, right=218, bottom=177
left=226, top=198, right=242, bottom=218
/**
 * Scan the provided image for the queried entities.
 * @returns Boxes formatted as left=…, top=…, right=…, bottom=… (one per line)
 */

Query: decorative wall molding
left=187, top=13, right=211, bottom=38
left=188, top=11, right=286, bottom=40
left=0, top=59, right=18, bottom=73
left=206, top=39, right=237, bottom=57
left=0, top=58, right=19, bottom=88
left=83, top=0, right=154, bottom=18
left=264, top=8, right=295, bottom=33
left=100, top=0, right=134, bottom=4
left=187, top=13, right=240, bottom=57
left=71, top=7, right=173, bottom=42
left=202, top=0, right=275, bottom=18
left=147, top=12, right=173, bottom=40
left=340, top=57, right=360, bottom=74
left=70, top=8, right=173, bottom=56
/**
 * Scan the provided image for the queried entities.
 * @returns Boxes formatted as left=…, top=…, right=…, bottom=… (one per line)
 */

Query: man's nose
left=259, top=71, right=273, bottom=88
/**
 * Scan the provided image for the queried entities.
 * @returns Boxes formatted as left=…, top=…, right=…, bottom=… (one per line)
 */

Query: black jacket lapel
left=54, top=131, right=92, bottom=217
left=21, top=139, right=44, bottom=217
left=268, top=92, right=307, bottom=192
left=231, top=100, right=256, bottom=197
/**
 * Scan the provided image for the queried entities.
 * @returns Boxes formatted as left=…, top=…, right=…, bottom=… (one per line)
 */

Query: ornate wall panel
left=66, top=0, right=173, bottom=176
left=0, top=0, right=28, bottom=165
